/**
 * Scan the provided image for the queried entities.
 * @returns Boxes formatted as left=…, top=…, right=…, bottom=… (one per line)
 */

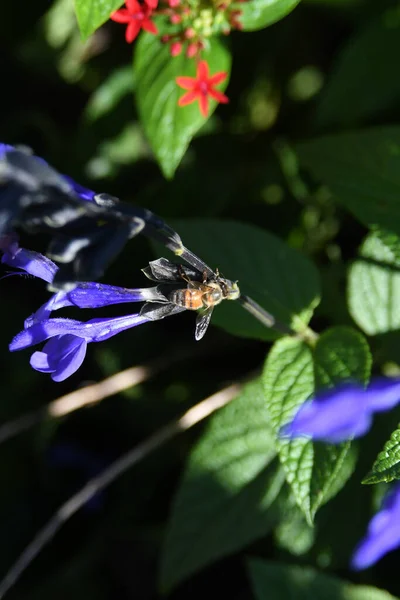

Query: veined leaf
left=241, top=0, right=301, bottom=32
left=364, top=425, right=400, bottom=484
left=74, top=0, right=123, bottom=39
left=247, top=558, right=399, bottom=600
left=263, top=327, right=371, bottom=523
left=135, top=34, right=231, bottom=178
left=296, top=127, right=400, bottom=236
left=159, top=379, right=285, bottom=591
left=348, top=231, right=400, bottom=335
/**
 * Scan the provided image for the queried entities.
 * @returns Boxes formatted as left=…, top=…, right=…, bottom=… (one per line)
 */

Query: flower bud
left=170, top=13, right=182, bottom=23
left=186, top=42, right=198, bottom=58
left=184, top=27, right=196, bottom=39
left=170, top=41, right=182, bottom=56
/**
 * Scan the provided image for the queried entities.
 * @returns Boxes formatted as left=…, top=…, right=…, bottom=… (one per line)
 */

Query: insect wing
left=142, top=258, right=200, bottom=283
left=140, top=302, right=186, bottom=321
left=195, top=307, right=214, bottom=341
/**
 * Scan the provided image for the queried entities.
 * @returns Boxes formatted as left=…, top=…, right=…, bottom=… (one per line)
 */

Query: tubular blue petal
left=351, top=483, right=400, bottom=570
left=10, top=313, right=150, bottom=351
left=0, top=143, right=15, bottom=157
left=66, top=282, right=165, bottom=308
left=363, top=378, right=400, bottom=411
left=281, top=383, right=373, bottom=442
left=62, top=175, right=95, bottom=202
left=282, top=378, right=400, bottom=443
left=2, top=246, right=58, bottom=283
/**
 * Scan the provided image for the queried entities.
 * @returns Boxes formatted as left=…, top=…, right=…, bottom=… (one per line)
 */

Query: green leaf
left=167, top=219, right=320, bottom=341
left=274, top=498, right=315, bottom=556
left=73, top=0, right=123, bottom=39
left=247, top=558, right=400, bottom=600
left=364, top=424, right=400, bottom=484
left=262, top=327, right=371, bottom=523
left=348, top=231, right=400, bottom=335
left=134, top=34, right=231, bottom=178
left=85, top=65, right=134, bottom=121
left=296, top=127, right=400, bottom=237
left=240, top=0, right=301, bottom=32
left=315, top=11, right=400, bottom=129
left=159, top=380, right=285, bottom=592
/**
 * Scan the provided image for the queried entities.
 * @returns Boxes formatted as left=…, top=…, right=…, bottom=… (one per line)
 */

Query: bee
left=141, top=258, right=240, bottom=340
left=168, top=266, right=240, bottom=340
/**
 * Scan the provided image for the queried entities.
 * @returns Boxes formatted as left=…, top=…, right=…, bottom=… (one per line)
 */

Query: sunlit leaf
left=134, top=34, right=231, bottom=178
left=241, top=0, right=301, bottom=31
left=263, top=328, right=370, bottom=523
left=74, top=0, right=123, bottom=39
left=247, top=558, right=400, bottom=600
left=159, top=380, right=285, bottom=591
left=348, top=231, right=400, bottom=335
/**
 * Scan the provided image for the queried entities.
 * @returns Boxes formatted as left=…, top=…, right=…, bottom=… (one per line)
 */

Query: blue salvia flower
left=0, top=143, right=186, bottom=287
left=10, top=314, right=151, bottom=381
left=1, top=238, right=171, bottom=381
left=351, top=482, right=400, bottom=570
left=282, top=378, right=400, bottom=570
left=281, top=378, right=400, bottom=443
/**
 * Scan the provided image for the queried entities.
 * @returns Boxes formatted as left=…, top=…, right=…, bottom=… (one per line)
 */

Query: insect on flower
left=141, top=258, right=240, bottom=340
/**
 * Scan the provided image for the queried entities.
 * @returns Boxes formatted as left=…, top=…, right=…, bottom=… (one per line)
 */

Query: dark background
left=0, top=0, right=398, bottom=598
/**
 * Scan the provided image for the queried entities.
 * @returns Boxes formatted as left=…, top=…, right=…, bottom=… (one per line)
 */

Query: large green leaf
left=74, top=0, right=123, bottom=39
left=296, top=127, right=400, bottom=236
left=315, top=11, right=400, bottom=129
left=168, top=219, right=320, bottom=341
left=159, top=380, right=285, bottom=592
left=240, top=0, right=301, bottom=32
left=348, top=231, right=400, bottom=335
left=247, top=558, right=399, bottom=600
left=262, top=327, right=371, bottom=523
left=363, top=424, right=400, bottom=484
left=135, top=34, right=231, bottom=178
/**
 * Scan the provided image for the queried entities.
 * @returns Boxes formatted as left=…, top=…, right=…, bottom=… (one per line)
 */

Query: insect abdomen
left=169, top=289, right=203, bottom=310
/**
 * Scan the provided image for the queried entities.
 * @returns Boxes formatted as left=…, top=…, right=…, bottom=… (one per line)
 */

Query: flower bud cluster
left=111, top=0, right=248, bottom=58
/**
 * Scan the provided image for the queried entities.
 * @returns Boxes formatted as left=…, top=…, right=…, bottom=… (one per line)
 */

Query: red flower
left=110, top=0, right=158, bottom=43
left=176, top=60, right=229, bottom=117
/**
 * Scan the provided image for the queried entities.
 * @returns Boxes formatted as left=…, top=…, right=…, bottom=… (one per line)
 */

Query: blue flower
left=351, top=482, right=400, bottom=570
left=2, top=240, right=172, bottom=380
left=9, top=314, right=150, bottom=381
left=0, top=143, right=95, bottom=204
left=0, top=143, right=15, bottom=157
left=281, top=378, right=400, bottom=443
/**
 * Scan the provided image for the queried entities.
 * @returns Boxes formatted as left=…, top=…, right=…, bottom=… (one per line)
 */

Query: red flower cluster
left=176, top=61, right=228, bottom=117
left=110, top=1, right=232, bottom=116
left=110, top=0, right=158, bottom=43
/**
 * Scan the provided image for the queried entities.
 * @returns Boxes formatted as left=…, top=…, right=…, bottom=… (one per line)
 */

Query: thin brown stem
left=0, top=383, right=242, bottom=599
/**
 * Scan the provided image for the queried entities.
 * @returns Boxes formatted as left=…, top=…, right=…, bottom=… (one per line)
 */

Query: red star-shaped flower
left=176, top=60, right=229, bottom=117
left=110, top=0, right=158, bottom=43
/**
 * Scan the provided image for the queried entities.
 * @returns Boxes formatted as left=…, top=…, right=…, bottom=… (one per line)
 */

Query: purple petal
left=0, top=144, right=15, bottom=157
left=281, top=383, right=373, bottom=442
left=24, top=291, right=71, bottom=327
left=10, top=313, right=150, bottom=351
left=282, top=378, right=400, bottom=444
left=66, top=283, right=166, bottom=308
left=62, top=175, right=95, bottom=202
left=363, top=378, right=400, bottom=411
left=2, top=247, right=58, bottom=283
left=30, top=335, right=87, bottom=381
left=351, top=483, right=400, bottom=570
